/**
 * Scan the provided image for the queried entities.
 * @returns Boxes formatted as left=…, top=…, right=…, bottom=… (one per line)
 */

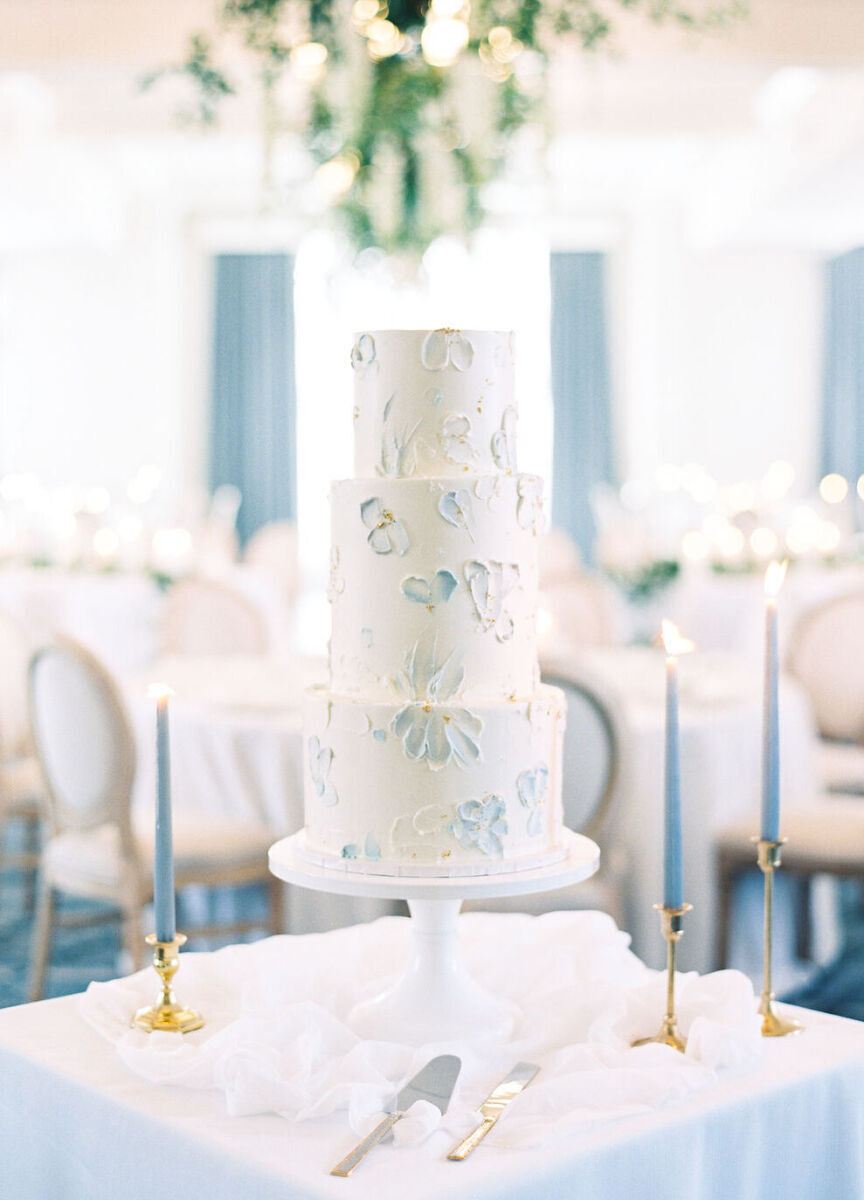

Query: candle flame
left=660, top=619, right=696, bottom=657
left=764, top=559, right=788, bottom=599
left=146, top=682, right=175, bottom=701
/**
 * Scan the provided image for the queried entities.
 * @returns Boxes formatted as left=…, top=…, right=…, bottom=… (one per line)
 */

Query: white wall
left=0, top=200, right=827, bottom=551
left=613, top=209, right=824, bottom=490
left=0, top=222, right=195, bottom=514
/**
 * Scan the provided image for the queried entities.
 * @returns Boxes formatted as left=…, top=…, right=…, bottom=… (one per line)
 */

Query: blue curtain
left=550, top=251, right=614, bottom=562
left=822, top=247, right=864, bottom=481
left=209, top=253, right=297, bottom=544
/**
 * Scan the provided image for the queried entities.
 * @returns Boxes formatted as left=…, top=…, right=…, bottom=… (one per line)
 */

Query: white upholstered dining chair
left=243, top=519, right=300, bottom=608
left=462, top=673, right=625, bottom=923
left=28, top=638, right=282, bottom=999
left=785, top=591, right=864, bottom=793
left=0, top=607, right=45, bottom=887
left=159, top=577, right=270, bottom=656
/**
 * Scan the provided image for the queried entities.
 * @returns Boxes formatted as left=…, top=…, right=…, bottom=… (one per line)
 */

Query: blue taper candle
left=663, top=645, right=683, bottom=910
left=761, top=563, right=786, bottom=841
left=152, top=687, right=176, bottom=943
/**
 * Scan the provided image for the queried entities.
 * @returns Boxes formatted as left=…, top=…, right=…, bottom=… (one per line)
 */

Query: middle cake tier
left=329, top=473, right=545, bottom=703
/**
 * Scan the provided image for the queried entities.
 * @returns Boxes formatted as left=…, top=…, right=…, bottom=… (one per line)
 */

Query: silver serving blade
left=480, top=1061, right=540, bottom=1113
left=393, top=1053, right=462, bottom=1114
left=447, top=1061, right=540, bottom=1161
left=331, top=1055, right=461, bottom=1176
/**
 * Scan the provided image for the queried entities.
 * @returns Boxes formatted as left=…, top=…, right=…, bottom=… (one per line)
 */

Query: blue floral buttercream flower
left=401, top=569, right=458, bottom=609
left=517, top=764, right=549, bottom=837
left=450, top=794, right=508, bottom=858
left=391, top=637, right=482, bottom=770
left=360, top=497, right=410, bottom=555
left=308, top=736, right=338, bottom=807
left=350, top=333, right=377, bottom=372
left=421, top=329, right=474, bottom=372
left=378, top=394, right=422, bottom=477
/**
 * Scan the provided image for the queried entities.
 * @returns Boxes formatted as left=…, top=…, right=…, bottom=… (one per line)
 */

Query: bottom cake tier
left=301, top=683, right=567, bottom=876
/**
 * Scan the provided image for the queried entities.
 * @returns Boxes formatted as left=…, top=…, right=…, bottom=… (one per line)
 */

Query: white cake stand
left=268, top=829, right=599, bottom=1045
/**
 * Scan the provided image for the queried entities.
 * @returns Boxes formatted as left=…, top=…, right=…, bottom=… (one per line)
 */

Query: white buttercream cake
left=301, top=328, right=567, bottom=876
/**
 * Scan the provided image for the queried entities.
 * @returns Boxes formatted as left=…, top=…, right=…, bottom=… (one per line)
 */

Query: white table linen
left=1, top=913, right=863, bottom=1200
left=0, top=566, right=163, bottom=674
left=0, top=564, right=294, bottom=676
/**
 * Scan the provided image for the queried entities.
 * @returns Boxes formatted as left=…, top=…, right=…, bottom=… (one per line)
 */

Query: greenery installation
left=148, top=0, right=745, bottom=257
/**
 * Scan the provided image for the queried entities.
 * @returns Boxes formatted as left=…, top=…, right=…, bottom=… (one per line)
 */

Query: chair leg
left=29, top=879, right=56, bottom=1002
left=121, top=902, right=144, bottom=973
left=715, top=857, right=736, bottom=970
left=793, top=874, right=812, bottom=961
left=23, top=813, right=41, bottom=913
left=268, top=876, right=285, bottom=936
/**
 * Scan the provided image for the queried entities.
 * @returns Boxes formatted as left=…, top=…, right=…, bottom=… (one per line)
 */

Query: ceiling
left=1, top=0, right=864, bottom=251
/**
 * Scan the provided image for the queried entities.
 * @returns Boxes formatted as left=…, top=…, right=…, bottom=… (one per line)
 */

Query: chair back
left=28, top=639, right=136, bottom=837
left=538, top=525, right=582, bottom=589
left=243, top=520, right=300, bottom=606
left=159, top=578, right=270, bottom=656
left=0, top=606, right=38, bottom=759
left=787, top=592, right=864, bottom=741
left=544, top=674, right=619, bottom=838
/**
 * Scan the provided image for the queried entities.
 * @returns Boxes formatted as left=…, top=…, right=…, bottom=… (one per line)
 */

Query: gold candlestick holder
left=132, top=933, right=204, bottom=1033
left=756, top=838, right=802, bottom=1038
left=632, top=902, right=692, bottom=1052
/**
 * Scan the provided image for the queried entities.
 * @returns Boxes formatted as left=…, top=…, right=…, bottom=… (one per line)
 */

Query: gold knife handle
left=330, top=1111, right=403, bottom=1177
left=447, top=1116, right=496, bottom=1161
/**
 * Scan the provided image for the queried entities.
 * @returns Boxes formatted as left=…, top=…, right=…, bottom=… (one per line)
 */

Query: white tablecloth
left=0, top=566, right=163, bottom=673
left=542, top=647, right=818, bottom=971
left=1, top=914, right=863, bottom=1200
left=0, top=564, right=294, bottom=675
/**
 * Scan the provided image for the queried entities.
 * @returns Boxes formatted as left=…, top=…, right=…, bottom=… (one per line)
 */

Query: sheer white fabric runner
left=80, top=912, right=762, bottom=1150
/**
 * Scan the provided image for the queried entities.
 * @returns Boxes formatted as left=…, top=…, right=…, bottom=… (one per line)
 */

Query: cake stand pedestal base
left=269, top=829, right=599, bottom=1045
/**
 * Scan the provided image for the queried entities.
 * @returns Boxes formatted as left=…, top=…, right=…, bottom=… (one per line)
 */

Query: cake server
left=447, top=1062, right=540, bottom=1161
left=330, top=1053, right=462, bottom=1177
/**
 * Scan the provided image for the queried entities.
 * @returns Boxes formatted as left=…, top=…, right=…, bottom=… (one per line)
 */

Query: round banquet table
left=0, top=563, right=293, bottom=675
left=541, top=645, right=819, bottom=972
left=0, top=565, right=163, bottom=673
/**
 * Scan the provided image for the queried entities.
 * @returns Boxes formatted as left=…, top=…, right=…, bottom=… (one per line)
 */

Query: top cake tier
left=351, top=329, right=517, bottom=480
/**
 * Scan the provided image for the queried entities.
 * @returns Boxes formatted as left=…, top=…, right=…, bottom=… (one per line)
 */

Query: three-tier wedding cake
left=300, top=329, right=567, bottom=876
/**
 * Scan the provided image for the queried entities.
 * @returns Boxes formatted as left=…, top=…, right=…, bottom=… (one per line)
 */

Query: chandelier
left=148, top=0, right=744, bottom=257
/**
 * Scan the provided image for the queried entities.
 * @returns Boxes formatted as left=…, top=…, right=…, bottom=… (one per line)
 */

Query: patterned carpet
left=0, top=815, right=269, bottom=1009
left=1, top=813, right=861, bottom=1018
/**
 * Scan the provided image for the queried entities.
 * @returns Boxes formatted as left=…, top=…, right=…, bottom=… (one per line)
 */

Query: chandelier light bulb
left=421, top=17, right=470, bottom=67
left=291, top=41, right=328, bottom=81
left=352, top=0, right=380, bottom=26
left=430, top=0, right=466, bottom=17
left=819, top=473, right=848, bottom=504
left=366, top=18, right=403, bottom=58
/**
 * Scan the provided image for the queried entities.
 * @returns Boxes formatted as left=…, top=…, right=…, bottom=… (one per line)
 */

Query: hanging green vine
left=145, top=0, right=746, bottom=256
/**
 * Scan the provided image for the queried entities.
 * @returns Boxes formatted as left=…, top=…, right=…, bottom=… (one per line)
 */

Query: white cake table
left=1, top=917, right=864, bottom=1200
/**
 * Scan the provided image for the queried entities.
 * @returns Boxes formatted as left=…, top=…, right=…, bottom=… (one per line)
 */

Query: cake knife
left=330, top=1054, right=462, bottom=1177
left=447, top=1062, right=540, bottom=1161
